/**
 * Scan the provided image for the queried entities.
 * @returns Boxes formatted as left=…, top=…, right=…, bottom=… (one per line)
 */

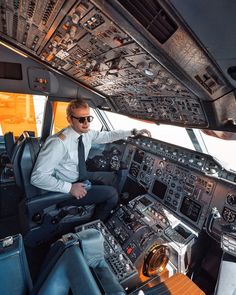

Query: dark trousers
left=63, top=171, right=119, bottom=222
left=67, top=184, right=118, bottom=222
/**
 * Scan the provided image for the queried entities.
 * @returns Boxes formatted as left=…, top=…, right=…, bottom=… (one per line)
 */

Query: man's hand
left=70, top=182, right=87, bottom=199
left=132, top=128, right=152, bottom=137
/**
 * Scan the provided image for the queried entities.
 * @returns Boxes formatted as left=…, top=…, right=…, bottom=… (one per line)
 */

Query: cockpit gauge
left=227, top=194, right=236, bottom=207
left=222, top=207, right=236, bottom=223
left=155, top=169, right=162, bottom=176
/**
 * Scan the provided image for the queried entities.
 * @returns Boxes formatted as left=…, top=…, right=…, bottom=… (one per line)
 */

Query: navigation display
left=139, top=196, right=152, bottom=206
left=133, top=149, right=145, bottom=164
left=174, top=225, right=191, bottom=239
left=151, top=180, right=167, bottom=200
left=180, top=197, right=201, bottom=222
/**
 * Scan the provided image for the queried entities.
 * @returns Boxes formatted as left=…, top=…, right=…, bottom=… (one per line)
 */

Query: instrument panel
left=84, top=134, right=236, bottom=282
left=117, top=136, right=236, bottom=235
left=79, top=134, right=236, bottom=287
left=86, top=131, right=236, bottom=261
left=125, top=146, right=215, bottom=230
left=87, top=134, right=236, bottom=237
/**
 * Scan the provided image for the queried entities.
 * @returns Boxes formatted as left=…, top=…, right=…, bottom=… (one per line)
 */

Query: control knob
left=119, top=254, right=124, bottom=261
left=210, top=168, right=217, bottom=174
left=156, top=169, right=162, bottom=176
left=227, top=194, right=236, bottom=206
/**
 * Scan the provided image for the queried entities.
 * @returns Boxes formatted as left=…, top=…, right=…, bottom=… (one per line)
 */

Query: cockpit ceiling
left=0, top=0, right=236, bottom=131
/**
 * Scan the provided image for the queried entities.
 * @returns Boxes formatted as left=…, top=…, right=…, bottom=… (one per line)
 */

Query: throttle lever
left=205, top=207, right=221, bottom=242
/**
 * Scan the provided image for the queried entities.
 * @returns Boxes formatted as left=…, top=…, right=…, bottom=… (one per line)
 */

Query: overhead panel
left=114, top=0, right=231, bottom=100
left=0, top=0, right=234, bottom=130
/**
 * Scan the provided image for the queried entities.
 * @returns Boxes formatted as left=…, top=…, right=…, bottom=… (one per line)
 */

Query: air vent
left=117, top=0, right=178, bottom=44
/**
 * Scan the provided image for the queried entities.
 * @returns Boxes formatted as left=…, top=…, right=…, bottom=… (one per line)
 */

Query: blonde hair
left=66, top=99, right=89, bottom=117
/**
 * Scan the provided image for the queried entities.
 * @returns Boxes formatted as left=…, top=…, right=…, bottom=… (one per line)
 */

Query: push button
left=127, top=247, right=133, bottom=254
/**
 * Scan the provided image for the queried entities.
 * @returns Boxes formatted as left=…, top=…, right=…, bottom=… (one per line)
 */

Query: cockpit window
left=104, top=111, right=195, bottom=150
left=196, top=129, right=236, bottom=171
left=52, top=101, right=68, bottom=134
left=105, top=111, right=236, bottom=170
left=0, top=92, right=46, bottom=137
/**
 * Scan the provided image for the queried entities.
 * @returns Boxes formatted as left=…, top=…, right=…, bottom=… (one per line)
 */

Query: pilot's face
left=67, top=106, right=91, bottom=133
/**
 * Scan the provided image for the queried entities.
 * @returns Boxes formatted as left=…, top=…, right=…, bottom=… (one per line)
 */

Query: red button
left=127, top=247, right=133, bottom=254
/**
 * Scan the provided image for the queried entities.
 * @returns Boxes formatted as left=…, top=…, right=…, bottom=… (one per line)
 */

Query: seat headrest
left=13, top=136, right=43, bottom=198
left=11, top=131, right=31, bottom=163
left=4, top=132, right=15, bottom=160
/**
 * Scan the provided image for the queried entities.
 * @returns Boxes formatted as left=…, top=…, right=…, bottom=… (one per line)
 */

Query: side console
left=76, top=194, right=198, bottom=290
left=75, top=220, right=139, bottom=291
left=107, top=194, right=198, bottom=276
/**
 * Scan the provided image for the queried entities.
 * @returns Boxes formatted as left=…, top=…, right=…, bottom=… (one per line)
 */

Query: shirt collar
left=68, top=126, right=82, bottom=142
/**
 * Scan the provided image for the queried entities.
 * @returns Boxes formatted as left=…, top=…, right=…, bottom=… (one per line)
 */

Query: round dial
left=227, top=194, right=236, bottom=207
left=222, top=207, right=236, bottom=223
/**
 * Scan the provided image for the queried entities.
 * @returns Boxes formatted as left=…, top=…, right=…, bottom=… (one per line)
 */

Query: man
left=31, top=99, right=151, bottom=221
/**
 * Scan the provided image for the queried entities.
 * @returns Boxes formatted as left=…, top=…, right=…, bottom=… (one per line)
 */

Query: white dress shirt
left=31, top=126, right=132, bottom=193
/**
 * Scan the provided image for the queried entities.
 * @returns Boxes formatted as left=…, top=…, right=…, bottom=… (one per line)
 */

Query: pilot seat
left=12, top=133, right=94, bottom=247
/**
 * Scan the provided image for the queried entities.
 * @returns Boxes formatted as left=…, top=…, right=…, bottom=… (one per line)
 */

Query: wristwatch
left=131, top=128, right=138, bottom=136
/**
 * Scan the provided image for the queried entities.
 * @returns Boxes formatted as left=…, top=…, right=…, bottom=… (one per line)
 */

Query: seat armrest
left=33, top=245, right=102, bottom=295
left=26, top=192, right=73, bottom=211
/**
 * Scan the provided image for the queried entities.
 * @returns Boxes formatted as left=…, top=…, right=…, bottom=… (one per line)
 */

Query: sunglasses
left=71, top=115, right=94, bottom=124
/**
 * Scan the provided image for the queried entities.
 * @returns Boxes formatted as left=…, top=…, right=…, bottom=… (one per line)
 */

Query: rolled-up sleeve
left=31, top=138, right=72, bottom=193
left=91, top=129, right=132, bottom=144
